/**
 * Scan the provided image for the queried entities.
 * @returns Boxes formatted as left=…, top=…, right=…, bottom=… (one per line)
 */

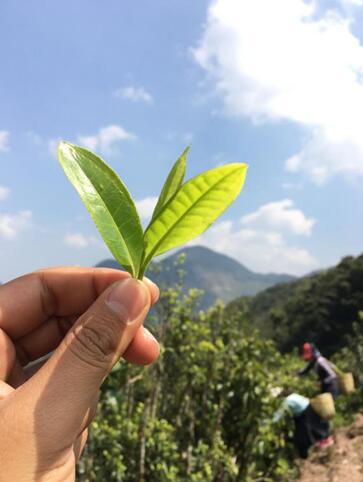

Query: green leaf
left=58, top=141, right=144, bottom=277
left=151, top=146, right=189, bottom=221
left=141, top=163, right=248, bottom=274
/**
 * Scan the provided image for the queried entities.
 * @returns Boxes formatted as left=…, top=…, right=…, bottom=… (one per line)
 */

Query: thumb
left=55, top=276, right=150, bottom=382
left=19, top=277, right=150, bottom=444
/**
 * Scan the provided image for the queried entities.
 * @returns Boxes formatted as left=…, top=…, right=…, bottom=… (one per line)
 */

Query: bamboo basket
left=337, top=372, right=355, bottom=395
left=310, top=393, right=335, bottom=420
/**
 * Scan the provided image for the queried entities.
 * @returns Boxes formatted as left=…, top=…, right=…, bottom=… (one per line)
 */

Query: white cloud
left=163, top=131, right=196, bottom=144
left=193, top=0, right=363, bottom=183
left=27, top=131, right=43, bottom=146
left=135, top=196, right=158, bottom=222
left=187, top=199, right=318, bottom=275
left=241, top=199, right=315, bottom=236
left=339, top=0, right=363, bottom=6
left=64, top=233, right=88, bottom=249
left=78, top=125, right=136, bottom=155
left=285, top=131, right=363, bottom=184
left=182, top=132, right=194, bottom=144
left=48, top=138, right=62, bottom=158
left=0, top=131, right=10, bottom=152
left=190, top=220, right=318, bottom=276
left=0, top=186, right=10, bottom=201
left=48, top=125, right=136, bottom=159
left=281, top=181, right=303, bottom=190
left=113, top=85, right=153, bottom=104
left=26, top=131, right=58, bottom=157
left=0, top=211, right=32, bottom=239
left=64, top=233, right=99, bottom=249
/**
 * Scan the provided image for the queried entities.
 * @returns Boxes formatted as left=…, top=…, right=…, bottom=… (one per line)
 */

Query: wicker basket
left=310, top=393, right=336, bottom=420
left=337, top=373, right=355, bottom=395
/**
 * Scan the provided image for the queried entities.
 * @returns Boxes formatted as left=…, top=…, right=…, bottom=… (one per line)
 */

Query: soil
left=297, top=414, right=363, bottom=482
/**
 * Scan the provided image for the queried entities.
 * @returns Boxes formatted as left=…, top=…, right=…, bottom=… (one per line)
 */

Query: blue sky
left=0, top=0, right=362, bottom=281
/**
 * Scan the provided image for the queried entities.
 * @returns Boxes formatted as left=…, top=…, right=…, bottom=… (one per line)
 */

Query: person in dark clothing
left=298, top=342, right=338, bottom=400
left=273, top=391, right=332, bottom=458
left=294, top=404, right=332, bottom=458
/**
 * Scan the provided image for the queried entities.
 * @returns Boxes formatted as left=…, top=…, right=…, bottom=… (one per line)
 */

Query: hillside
left=298, top=414, right=363, bottom=482
left=96, top=246, right=295, bottom=309
left=227, top=254, right=363, bottom=354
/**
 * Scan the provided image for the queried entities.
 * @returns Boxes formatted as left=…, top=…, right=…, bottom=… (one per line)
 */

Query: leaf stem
left=136, top=253, right=147, bottom=280
left=137, top=270, right=145, bottom=281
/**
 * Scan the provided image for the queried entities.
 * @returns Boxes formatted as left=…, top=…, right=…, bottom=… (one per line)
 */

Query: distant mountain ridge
left=96, top=246, right=296, bottom=309
left=226, top=253, right=363, bottom=355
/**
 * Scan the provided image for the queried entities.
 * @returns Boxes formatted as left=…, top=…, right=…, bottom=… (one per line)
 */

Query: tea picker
left=298, top=343, right=338, bottom=400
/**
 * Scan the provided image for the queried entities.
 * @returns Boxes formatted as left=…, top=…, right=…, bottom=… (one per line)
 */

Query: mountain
left=95, top=246, right=296, bottom=309
left=226, top=254, right=363, bottom=355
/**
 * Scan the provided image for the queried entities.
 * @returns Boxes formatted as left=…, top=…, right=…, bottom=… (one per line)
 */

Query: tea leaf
left=141, top=163, right=248, bottom=274
left=58, top=142, right=143, bottom=277
left=151, top=147, right=189, bottom=221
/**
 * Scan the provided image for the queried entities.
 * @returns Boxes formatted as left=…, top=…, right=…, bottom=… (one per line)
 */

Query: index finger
left=0, top=267, right=159, bottom=339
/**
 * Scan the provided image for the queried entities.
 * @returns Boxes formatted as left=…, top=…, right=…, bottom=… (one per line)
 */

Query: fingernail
left=106, top=278, right=149, bottom=323
left=143, top=276, right=157, bottom=291
left=143, top=277, right=159, bottom=302
left=143, top=327, right=158, bottom=343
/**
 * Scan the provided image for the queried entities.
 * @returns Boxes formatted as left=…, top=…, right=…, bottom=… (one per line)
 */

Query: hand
left=0, top=267, right=160, bottom=482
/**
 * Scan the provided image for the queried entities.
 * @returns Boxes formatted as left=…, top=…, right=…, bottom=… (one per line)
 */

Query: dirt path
left=298, top=414, right=363, bottom=482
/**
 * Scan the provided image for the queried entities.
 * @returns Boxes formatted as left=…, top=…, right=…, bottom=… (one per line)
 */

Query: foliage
left=76, top=255, right=362, bottom=481
left=228, top=254, right=363, bottom=355
left=332, top=311, right=363, bottom=426
left=58, top=142, right=247, bottom=278
left=77, top=268, right=298, bottom=482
